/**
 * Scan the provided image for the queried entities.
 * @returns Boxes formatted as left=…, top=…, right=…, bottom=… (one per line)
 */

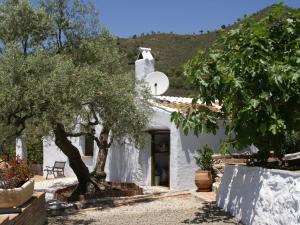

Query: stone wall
left=217, top=165, right=300, bottom=225
left=0, top=192, right=46, bottom=225
left=212, top=156, right=248, bottom=192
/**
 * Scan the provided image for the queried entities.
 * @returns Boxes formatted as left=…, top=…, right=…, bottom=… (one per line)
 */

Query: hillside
left=118, top=32, right=221, bottom=96
left=117, top=5, right=294, bottom=97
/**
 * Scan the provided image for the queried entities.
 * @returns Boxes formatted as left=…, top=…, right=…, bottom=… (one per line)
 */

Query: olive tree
left=0, top=0, right=51, bottom=54
left=0, top=0, right=152, bottom=195
left=172, top=5, right=300, bottom=164
left=0, top=35, right=151, bottom=195
left=44, top=35, right=152, bottom=194
left=39, top=0, right=100, bottom=50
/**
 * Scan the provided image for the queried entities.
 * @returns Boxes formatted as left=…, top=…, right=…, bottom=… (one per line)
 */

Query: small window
left=84, top=135, right=94, bottom=156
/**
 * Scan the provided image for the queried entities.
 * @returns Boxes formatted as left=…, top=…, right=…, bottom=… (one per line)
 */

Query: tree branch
left=15, top=114, right=33, bottom=136
left=66, top=132, right=88, bottom=137
left=89, top=177, right=101, bottom=191
left=89, top=107, right=99, bottom=125
left=108, top=136, right=114, bottom=148
left=92, top=135, right=102, bottom=148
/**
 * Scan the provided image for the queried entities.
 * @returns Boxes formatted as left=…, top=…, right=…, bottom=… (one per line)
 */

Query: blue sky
left=95, top=0, right=300, bottom=37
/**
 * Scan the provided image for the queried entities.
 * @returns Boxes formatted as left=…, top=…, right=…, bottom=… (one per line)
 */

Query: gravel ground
left=47, top=195, right=241, bottom=225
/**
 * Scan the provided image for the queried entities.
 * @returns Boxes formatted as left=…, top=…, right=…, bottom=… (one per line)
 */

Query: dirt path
left=47, top=195, right=241, bottom=225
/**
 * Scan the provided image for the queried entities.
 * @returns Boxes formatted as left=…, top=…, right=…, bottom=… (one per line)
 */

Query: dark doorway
left=84, top=134, right=94, bottom=156
left=150, top=130, right=170, bottom=187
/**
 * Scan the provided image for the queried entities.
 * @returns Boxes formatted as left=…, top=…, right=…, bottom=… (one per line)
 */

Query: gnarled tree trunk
left=53, top=123, right=99, bottom=196
left=93, top=127, right=110, bottom=183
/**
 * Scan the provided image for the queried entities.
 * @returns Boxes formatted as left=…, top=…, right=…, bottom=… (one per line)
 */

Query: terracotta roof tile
left=153, top=96, right=221, bottom=113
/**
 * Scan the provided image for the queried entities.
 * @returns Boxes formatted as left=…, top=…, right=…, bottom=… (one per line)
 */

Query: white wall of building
left=16, top=136, right=27, bottom=161
left=171, top=120, right=225, bottom=190
left=43, top=136, right=75, bottom=177
left=42, top=46, right=227, bottom=189
left=105, top=107, right=170, bottom=186
left=105, top=135, right=151, bottom=186
left=43, top=133, right=95, bottom=176
left=217, top=164, right=300, bottom=225
left=43, top=106, right=226, bottom=190
left=135, top=47, right=155, bottom=80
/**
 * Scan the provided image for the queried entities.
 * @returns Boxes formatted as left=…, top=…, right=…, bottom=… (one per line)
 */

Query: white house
left=42, top=48, right=226, bottom=191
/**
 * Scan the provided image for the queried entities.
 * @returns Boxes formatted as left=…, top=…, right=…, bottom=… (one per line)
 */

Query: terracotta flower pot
left=195, top=170, right=212, bottom=192
left=0, top=180, right=34, bottom=208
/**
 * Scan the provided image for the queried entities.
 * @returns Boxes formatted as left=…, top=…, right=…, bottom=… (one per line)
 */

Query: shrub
left=27, top=138, right=43, bottom=164
left=0, top=157, right=32, bottom=189
left=195, top=145, right=213, bottom=171
left=172, top=4, right=300, bottom=164
left=283, top=131, right=300, bottom=154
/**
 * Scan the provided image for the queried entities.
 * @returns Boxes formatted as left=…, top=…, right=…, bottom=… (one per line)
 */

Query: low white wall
left=217, top=165, right=300, bottom=225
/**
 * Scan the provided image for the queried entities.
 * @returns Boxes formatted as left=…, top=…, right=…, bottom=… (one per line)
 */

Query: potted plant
left=0, top=156, right=34, bottom=208
left=194, top=145, right=213, bottom=192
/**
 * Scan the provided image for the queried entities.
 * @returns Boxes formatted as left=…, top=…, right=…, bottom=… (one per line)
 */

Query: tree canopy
left=0, top=0, right=152, bottom=194
left=0, top=0, right=51, bottom=54
left=172, top=4, right=300, bottom=163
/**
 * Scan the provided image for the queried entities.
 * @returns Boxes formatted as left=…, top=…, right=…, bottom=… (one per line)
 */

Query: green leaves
left=171, top=112, right=181, bottom=128
left=0, top=0, right=52, bottom=54
left=250, top=99, right=260, bottom=109
left=39, top=0, right=100, bottom=50
left=174, top=4, right=300, bottom=161
left=195, top=144, right=213, bottom=170
left=0, top=1, right=152, bottom=150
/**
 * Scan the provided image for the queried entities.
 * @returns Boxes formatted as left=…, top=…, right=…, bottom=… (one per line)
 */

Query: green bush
left=283, top=131, right=300, bottom=154
left=27, top=138, right=43, bottom=164
left=195, top=145, right=213, bottom=170
left=0, top=138, right=42, bottom=164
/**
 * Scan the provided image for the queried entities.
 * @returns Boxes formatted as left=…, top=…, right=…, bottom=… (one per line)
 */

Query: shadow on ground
left=182, top=202, right=242, bottom=224
left=47, top=197, right=158, bottom=217
left=46, top=216, right=96, bottom=225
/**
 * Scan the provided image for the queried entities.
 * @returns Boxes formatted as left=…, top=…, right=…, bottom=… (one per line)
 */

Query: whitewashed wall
left=43, top=136, right=78, bottom=177
left=105, top=107, right=170, bottom=186
left=172, top=120, right=225, bottom=190
left=43, top=106, right=226, bottom=190
left=217, top=165, right=300, bottom=225
left=135, top=47, right=155, bottom=81
left=16, top=137, right=27, bottom=161
left=106, top=106, right=226, bottom=190
left=105, top=136, right=151, bottom=186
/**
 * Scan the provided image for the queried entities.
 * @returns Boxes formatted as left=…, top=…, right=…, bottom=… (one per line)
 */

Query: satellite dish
left=145, top=71, right=169, bottom=95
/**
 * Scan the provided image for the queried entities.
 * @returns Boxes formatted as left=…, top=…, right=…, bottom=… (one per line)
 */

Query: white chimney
left=135, top=47, right=155, bottom=80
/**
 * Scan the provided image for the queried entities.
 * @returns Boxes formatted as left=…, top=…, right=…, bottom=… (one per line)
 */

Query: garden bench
left=44, top=161, right=66, bottom=179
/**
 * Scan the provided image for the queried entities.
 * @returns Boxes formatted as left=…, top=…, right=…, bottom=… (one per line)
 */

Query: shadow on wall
left=182, top=202, right=242, bottom=224
left=106, top=144, right=134, bottom=182
left=179, top=130, right=195, bottom=164
left=179, top=125, right=225, bottom=163
left=105, top=137, right=151, bottom=185
left=217, top=166, right=264, bottom=225
left=137, top=137, right=151, bottom=184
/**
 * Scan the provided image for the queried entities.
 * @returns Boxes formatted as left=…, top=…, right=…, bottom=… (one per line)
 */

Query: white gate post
left=16, top=136, right=27, bottom=162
